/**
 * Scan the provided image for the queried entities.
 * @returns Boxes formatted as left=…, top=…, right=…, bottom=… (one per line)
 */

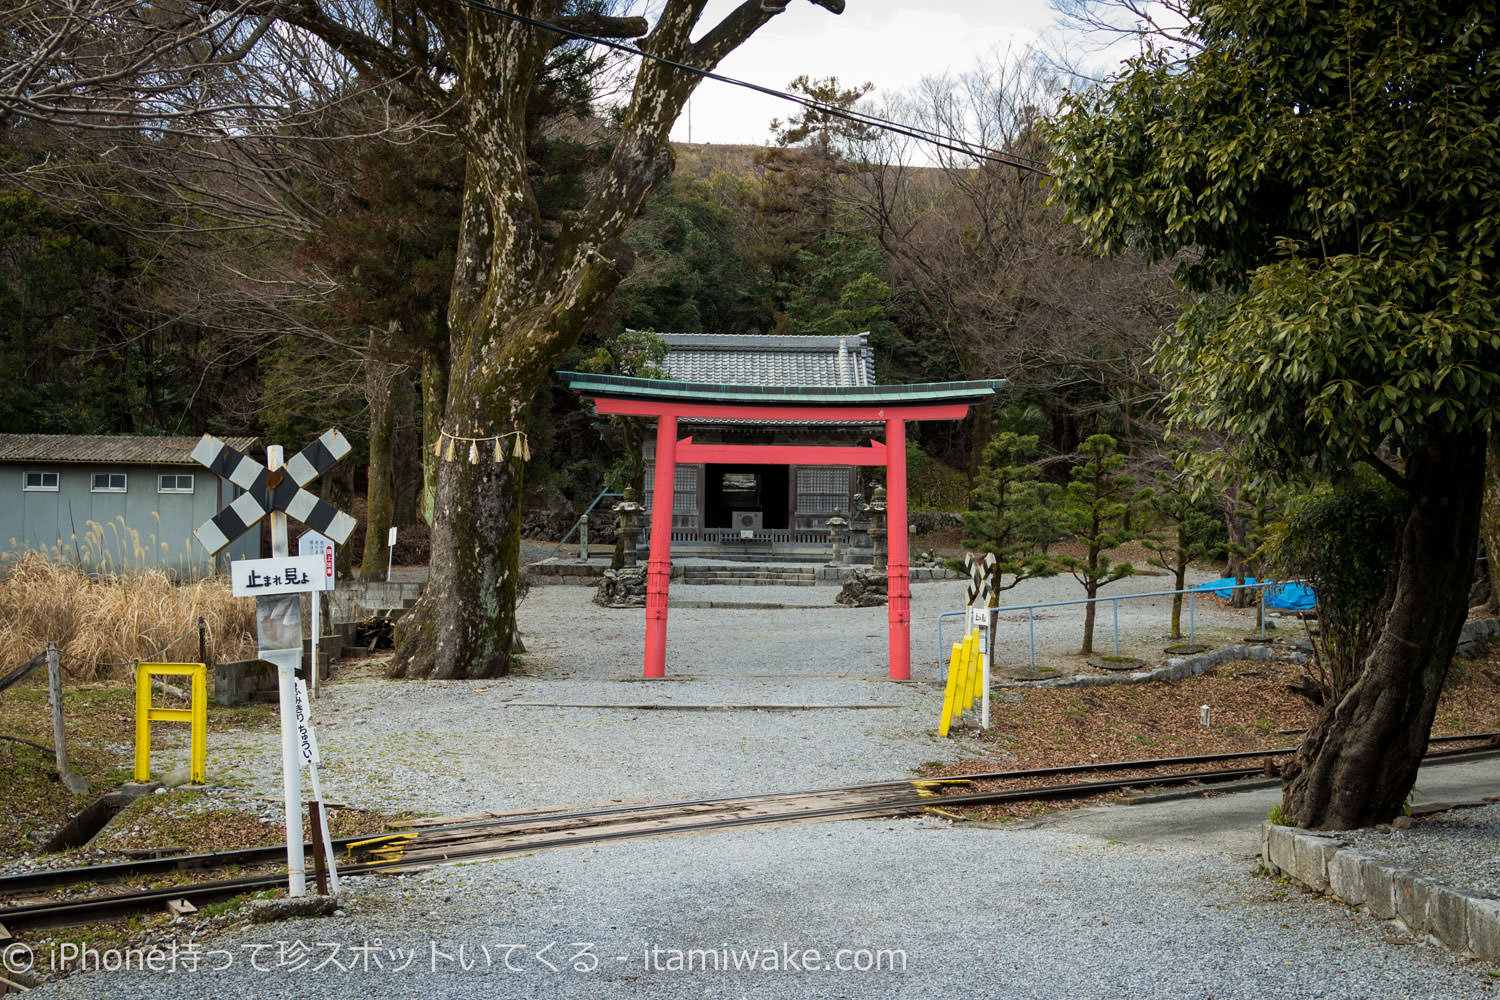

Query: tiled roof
left=656, top=333, right=875, bottom=387
left=0, top=434, right=258, bottom=466
left=557, top=372, right=1006, bottom=408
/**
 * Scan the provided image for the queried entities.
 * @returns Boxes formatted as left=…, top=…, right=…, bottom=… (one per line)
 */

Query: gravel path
left=19, top=820, right=1496, bottom=998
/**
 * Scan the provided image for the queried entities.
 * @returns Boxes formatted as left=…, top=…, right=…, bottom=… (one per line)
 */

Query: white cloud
left=671, top=1, right=1056, bottom=146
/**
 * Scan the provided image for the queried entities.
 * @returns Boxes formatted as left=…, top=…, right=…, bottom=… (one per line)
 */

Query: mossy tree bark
left=1483, top=431, right=1500, bottom=613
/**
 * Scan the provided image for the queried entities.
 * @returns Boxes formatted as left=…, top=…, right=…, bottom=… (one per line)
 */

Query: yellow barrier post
left=938, top=640, right=965, bottom=737
left=134, top=662, right=207, bottom=784
left=961, top=629, right=980, bottom=717
left=938, top=627, right=993, bottom=737
left=954, top=632, right=975, bottom=723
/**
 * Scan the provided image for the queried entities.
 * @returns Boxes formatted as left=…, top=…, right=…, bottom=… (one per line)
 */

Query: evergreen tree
left=1056, top=434, right=1150, bottom=655
left=1047, top=0, right=1500, bottom=826
left=960, top=432, right=1060, bottom=602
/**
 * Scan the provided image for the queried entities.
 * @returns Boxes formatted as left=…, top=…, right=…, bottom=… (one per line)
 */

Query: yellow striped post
left=939, top=628, right=991, bottom=736
left=134, top=662, right=207, bottom=783
left=961, top=629, right=980, bottom=715
left=938, top=640, right=965, bottom=737
left=955, top=632, right=976, bottom=722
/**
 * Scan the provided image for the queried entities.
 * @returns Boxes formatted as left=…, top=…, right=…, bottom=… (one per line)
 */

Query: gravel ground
left=11, top=572, right=1500, bottom=997
left=17, top=820, right=1497, bottom=999
left=1341, top=800, right=1500, bottom=900
left=187, top=569, right=1258, bottom=817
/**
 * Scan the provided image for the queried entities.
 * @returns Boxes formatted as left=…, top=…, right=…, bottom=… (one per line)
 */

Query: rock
left=1456, top=617, right=1500, bottom=659
left=835, top=569, right=887, bottom=607
left=249, top=895, right=344, bottom=923
left=593, top=567, right=647, bottom=608
left=161, top=763, right=195, bottom=788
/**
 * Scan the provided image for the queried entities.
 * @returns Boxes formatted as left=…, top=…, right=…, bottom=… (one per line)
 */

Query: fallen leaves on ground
left=926, top=652, right=1500, bottom=822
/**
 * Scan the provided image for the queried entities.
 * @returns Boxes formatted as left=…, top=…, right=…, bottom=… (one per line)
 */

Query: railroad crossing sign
left=191, top=429, right=356, bottom=554
left=189, top=428, right=354, bottom=899
left=965, top=551, right=996, bottom=607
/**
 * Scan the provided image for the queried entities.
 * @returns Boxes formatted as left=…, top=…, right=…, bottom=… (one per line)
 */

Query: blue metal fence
left=937, top=579, right=1293, bottom=670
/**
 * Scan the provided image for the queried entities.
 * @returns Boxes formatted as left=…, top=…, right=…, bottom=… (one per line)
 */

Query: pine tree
left=1057, top=435, right=1151, bottom=655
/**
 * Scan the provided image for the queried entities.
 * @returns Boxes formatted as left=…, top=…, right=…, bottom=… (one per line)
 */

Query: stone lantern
left=865, top=485, right=888, bottom=574
left=826, top=508, right=850, bottom=565
left=612, top=487, right=645, bottom=567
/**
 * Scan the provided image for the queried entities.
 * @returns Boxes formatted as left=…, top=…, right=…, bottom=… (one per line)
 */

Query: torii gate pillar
left=885, top=416, right=911, bottom=680
left=643, top=414, right=677, bottom=678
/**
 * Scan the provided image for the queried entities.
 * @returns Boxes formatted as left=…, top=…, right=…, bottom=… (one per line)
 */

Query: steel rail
left=0, top=767, right=1242, bottom=930
left=5, top=739, right=1497, bottom=931
left=5, top=732, right=1495, bottom=897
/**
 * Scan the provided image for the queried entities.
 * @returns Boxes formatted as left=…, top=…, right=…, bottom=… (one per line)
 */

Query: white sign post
left=294, top=678, right=340, bottom=894
left=385, top=526, right=397, bottom=582
left=297, top=532, right=336, bottom=698
left=265, top=445, right=305, bottom=897
left=191, top=429, right=355, bottom=900
left=968, top=606, right=992, bottom=730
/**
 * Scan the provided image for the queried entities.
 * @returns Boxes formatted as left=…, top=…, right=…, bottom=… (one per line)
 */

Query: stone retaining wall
left=1262, top=821, right=1500, bottom=962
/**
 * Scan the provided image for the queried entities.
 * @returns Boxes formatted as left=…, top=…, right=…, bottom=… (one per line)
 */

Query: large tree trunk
left=381, top=0, right=830, bottom=679
left=1281, top=432, right=1486, bottom=828
left=359, top=337, right=400, bottom=578
left=1483, top=431, right=1500, bottom=613
left=420, top=347, right=447, bottom=527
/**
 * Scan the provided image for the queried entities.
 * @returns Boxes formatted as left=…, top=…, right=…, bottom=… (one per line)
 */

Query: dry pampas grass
left=0, top=554, right=256, bottom=680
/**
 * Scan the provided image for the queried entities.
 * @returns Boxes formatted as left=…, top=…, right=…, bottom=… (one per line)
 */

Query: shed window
left=23, top=471, right=59, bottom=491
left=158, top=474, right=195, bottom=494
left=91, top=472, right=127, bottom=493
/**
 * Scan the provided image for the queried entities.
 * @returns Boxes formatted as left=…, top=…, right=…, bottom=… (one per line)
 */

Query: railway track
left=3, top=733, right=1495, bottom=933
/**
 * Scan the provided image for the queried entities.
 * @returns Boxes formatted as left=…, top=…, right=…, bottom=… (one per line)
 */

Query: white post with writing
left=267, top=445, right=305, bottom=897
left=294, top=678, right=340, bottom=894
left=970, top=604, right=992, bottom=730
left=193, top=429, right=357, bottom=901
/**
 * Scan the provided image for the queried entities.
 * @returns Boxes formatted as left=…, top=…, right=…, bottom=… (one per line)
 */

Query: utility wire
left=441, top=0, right=1052, bottom=176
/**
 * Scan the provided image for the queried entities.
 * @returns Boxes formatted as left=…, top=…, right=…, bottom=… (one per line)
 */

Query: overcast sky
left=669, top=0, right=1063, bottom=146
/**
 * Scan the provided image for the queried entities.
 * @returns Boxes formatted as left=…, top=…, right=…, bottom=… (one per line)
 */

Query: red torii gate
left=559, top=372, right=1005, bottom=680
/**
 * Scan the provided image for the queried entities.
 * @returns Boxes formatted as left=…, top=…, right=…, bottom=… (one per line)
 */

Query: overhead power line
left=441, top=0, right=1052, bottom=176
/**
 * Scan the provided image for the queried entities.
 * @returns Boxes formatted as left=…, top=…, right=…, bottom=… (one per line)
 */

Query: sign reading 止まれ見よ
left=231, top=555, right=329, bottom=597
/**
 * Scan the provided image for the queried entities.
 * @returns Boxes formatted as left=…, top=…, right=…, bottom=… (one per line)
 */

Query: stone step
left=680, top=570, right=819, bottom=586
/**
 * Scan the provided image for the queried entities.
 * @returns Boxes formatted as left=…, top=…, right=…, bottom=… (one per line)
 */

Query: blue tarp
left=1193, top=576, right=1317, bottom=611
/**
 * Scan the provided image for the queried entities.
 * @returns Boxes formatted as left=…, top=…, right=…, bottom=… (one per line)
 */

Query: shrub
left=1261, top=468, right=1404, bottom=700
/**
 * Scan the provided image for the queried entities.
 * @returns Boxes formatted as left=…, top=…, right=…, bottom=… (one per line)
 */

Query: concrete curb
left=1262, top=821, right=1500, bottom=962
left=1007, top=642, right=1308, bottom=689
